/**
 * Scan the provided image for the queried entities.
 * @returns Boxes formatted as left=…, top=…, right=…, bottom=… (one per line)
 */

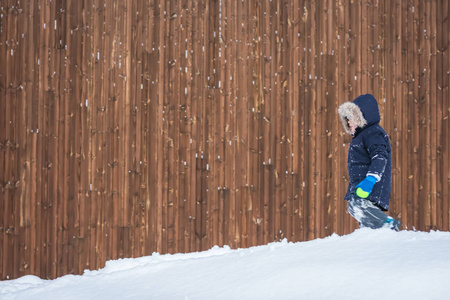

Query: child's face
left=347, top=118, right=357, bottom=134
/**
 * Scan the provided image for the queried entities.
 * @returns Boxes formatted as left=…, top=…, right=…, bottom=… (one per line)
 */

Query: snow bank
left=1, top=228, right=449, bottom=300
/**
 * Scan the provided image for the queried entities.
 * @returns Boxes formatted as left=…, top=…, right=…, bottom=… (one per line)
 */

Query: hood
left=338, top=94, right=380, bottom=134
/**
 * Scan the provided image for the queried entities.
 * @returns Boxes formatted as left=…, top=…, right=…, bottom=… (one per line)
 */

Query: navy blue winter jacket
left=338, top=94, right=392, bottom=211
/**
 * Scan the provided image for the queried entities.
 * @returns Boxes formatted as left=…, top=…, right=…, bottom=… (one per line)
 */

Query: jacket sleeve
left=364, top=131, right=390, bottom=182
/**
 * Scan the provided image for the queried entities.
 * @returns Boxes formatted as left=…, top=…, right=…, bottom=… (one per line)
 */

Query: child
left=338, top=94, right=401, bottom=230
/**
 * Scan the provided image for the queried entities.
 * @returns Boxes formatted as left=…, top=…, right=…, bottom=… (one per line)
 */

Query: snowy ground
left=1, top=228, right=450, bottom=300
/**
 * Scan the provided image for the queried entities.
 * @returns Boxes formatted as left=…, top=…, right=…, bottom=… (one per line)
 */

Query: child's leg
left=347, top=197, right=389, bottom=229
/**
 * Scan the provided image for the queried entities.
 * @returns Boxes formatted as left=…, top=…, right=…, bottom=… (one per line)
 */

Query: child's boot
left=384, top=217, right=401, bottom=231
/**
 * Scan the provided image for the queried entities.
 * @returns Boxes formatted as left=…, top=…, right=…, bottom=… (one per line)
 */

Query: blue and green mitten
left=356, top=175, right=377, bottom=198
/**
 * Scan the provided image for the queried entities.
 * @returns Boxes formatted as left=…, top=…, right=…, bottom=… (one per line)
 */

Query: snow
left=1, top=228, right=450, bottom=300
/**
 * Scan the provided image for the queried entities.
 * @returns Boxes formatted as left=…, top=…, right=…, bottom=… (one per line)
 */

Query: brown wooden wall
left=0, top=0, right=449, bottom=280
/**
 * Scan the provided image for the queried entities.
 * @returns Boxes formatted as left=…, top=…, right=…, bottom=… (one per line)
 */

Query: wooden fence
left=0, top=0, right=448, bottom=280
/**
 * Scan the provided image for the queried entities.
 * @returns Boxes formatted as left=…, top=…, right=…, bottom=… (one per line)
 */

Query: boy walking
left=338, top=94, right=401, bottom=230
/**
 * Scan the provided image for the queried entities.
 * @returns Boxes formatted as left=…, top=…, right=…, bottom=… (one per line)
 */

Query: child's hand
left=356, top=176, right=377, bottom=198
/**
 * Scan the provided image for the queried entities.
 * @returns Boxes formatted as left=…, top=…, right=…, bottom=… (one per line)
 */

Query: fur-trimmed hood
left=338, top=94, right=381, bottom=135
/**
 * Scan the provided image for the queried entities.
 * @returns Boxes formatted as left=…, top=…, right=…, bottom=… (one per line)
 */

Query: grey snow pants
left=347, top=197, right=389, bottom=229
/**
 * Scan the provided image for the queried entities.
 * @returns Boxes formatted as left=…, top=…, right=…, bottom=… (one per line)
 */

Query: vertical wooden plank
left=343, top=0, right=352, bottom=233
left=300, top=0, right=309, bottom=239
left=395, top=0, right=405, bottom=228
left=319, top=0, right=330, bottom=239
left=288, top=0, right=301, bottom=241
left=101, top=0, right=112, bottom=266
left=250, top=0, right=263, bottom=247
left=379, top=0, right=391, bottom=219
left=49, top=0, right=63, bottom=277
left=396, top=0, right=408, bottom=229
left=124, top=0, right=135, bottom=259
left=335, top=0, right=345, bottom=235
left=273, top=0, right=282, bottom=242
left=0, top=0, right=7, bottom=278
left=137, top=0, right=145, bottom=257
left=297, top=0, right=306, bottom=240
left=314, top=0, right=323, bottom=239
left=13, top=0, right=26, bottom=279
left=114, top=0, right=126, bottom=259
left=218, top=0, right=226, bottom=249
left=228, top=0, right=242, bottom=248
left=440, top=0, right=449, bottom=231
left=446, top=0, right=450, bottom=232
left=169, top=0, right=180, bottom=254
left=129, top=2, right=136, bottom=257
left=372, top=0, right=381, bottom=104
left=428, top=0, right=438, bottom=230
left=268, top=0, right=276, bottom=243
left=434, top=0, right=443, bottom=231
left=102, top=0, right=113, bottom=264
left=407, top=0, right=418, bottom=230
left=392, top=0, right=403, bottom=225
left=21, top=0, right=36, bottom=277
left=49, top=0, right=60, bottom=278
left=240, top=0, right=251, bottom=248
left=282, top=0, right=291, bottom=242
left=393, top=0, right=408, bottom=229
left=205, top=0, right=217, bottom=251
left=283, top=0, right=292, bottom=242
left=361, top=0, right=369, bottom=91
left=133, top=0, right=143, bottom=259
left=193, top=0, right=206, bottom=252
left=26, top=0, right=38, bottom=279
left=177, top=0, right=189, bottom=254
left=105, top=0, right=116, bottom=263
left=65, top=0, right=79, bottom=275
left=214, top=0, right=225, bottom=249
left=306, top=0, right=317, bottom=240
left=125, top=0, right=134, bottom=257
left=268, top=0, right=276, bottom=242
left=423, top=0, right=431, bottom=230
left=158, top=0, right=167, bottom=256
left=39, top=0, right=50, bottom=278
left=239, top=0, right=247, bottom=248
left=258, top=0, right=266, bottom=245
left=324, top=0, right=337, bottom=238
left=280, top=0, right=289, bottom=240
left=425, top=0, right=433, bottom=230
left=383, top=0, right=394, bottom=220
left=90, top=0, right=100, bottom=271
left=224, top=0, right=231, bottom=248
left=157, top=0, right=167, bottom=255
left=141, top=0, right=152, bottom=259
left=252, top=0, right=260, bottom=247
left=180, top=0, right=191, bottom=253
left=4, top=0, right=19, bottom=279
left=101, top=0, right=113, bottom=266
left=298, top=0, right=309, bottom=241
left=82, top=0, right=93, bottom=271
left=54, top=0, right=66, bottom=277
left=0, top=11, right=7, bottom=283
left=417, top=0, right=430, bottom=230
left=223, top=0, right=233, bottom=249
left=188, top=0, right=201, bottom=253
left=140, top=5, right=149, bottom=259
left=317, top=0, right=324, bottom=238
left=348, top=0, right=358, bottom=99
left=146, top=0, right=161, bottom=256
